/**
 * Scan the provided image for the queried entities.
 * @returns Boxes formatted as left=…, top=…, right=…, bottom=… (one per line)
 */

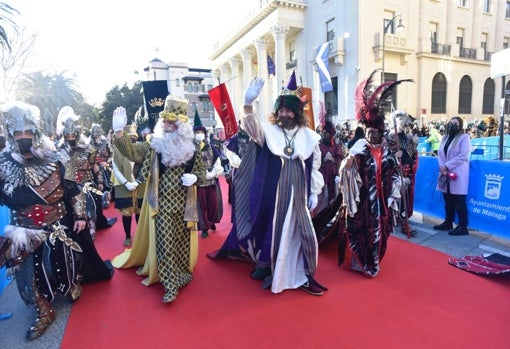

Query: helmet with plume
left=354, top=70, right=413, bottom=132
left=56, top=106, right=81, bottom=137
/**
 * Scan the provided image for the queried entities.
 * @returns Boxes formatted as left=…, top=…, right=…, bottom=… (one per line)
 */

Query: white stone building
left=208, top=0, right=510, bottom=127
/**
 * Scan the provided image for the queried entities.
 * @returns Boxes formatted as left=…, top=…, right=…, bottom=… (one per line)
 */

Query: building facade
left=143, top=58, right=216, bottom=128
left=208, top=0, right=510, bottom=127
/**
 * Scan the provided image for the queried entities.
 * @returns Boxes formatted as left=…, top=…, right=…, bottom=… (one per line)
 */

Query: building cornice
left=209, top=0, right=307, bottom=60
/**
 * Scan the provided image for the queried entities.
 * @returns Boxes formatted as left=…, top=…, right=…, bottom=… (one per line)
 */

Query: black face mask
left=67, top=140, right=77, bottom=148
left=449, top=125, right=459, bottom=135
left=16, top=138, right=33, bottom=153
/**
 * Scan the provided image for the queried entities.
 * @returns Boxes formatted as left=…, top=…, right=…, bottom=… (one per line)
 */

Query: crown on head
left=159, top=95, right=189, bottom=122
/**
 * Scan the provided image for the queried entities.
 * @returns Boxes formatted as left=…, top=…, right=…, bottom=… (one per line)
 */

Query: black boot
left=433, top=221, right=453, bottom=231
left=448, top=225, right=469, bottom=236
left=26, top=288, right=55, bottom=340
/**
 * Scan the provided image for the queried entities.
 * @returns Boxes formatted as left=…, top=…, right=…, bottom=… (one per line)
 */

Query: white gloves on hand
left=112, top=106, right=127, bottom=132
left=124, top=181, right=138, bottom=191
left=308, top=193, right=318, bottom=211
left=181, top=173, right=198, bottom=187
left=244, top=77, right=265, bottom=106
left=349, top=138, right=368, bottom=157
left=335, top=175, right=341, bottom=185
left=206, top=171, right=215, bottom=180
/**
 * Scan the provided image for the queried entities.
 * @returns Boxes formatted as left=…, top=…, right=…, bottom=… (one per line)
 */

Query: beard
left=276, top=116, right=297, bottom=129
left=150, top=121, right=195, bottom=167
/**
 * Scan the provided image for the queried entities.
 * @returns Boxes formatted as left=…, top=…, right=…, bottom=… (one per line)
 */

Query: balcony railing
left=431, top=43, right=451, bottom=55
left=484, top=51, right=493, bottom=61
left=460, top=47, right=477, bottom=59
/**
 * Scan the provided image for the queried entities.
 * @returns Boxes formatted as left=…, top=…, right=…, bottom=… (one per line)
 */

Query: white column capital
left=271, top=23, right=289, bottom=41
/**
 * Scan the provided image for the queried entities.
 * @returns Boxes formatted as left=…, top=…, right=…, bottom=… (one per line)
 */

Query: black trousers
left=442, top=192, right=468, bottom=227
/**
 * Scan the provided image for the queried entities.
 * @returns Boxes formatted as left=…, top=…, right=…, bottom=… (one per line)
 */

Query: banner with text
left=142, top=80, right=169, bottom=131
left=414, top=156, right=510, bottom=240
left=208, top=83, right=238, bottom=139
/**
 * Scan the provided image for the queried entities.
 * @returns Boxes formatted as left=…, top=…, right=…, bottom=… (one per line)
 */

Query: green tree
left=98, top=81, right=143, bottom=132
left=14, top=71, right=95, bottom=137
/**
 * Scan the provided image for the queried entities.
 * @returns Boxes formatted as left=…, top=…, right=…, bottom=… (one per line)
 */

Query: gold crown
left=159, top=95, right=189, bottom=122
left=149, top=97, right=165, bottom=108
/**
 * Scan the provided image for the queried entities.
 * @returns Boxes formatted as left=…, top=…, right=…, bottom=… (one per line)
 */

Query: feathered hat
left=193, top=109, right=206, bottom=133
left=159, top=95, right=189, bottom=123
left=354, top=70, right=413, bottom=132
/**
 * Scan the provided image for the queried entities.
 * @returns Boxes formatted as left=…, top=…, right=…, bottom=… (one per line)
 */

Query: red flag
left=208, top=83, right=238, bottom=139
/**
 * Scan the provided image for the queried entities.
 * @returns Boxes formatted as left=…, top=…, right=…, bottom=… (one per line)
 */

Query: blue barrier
left=0, top=205, right=10, bottom=294
left=417, top=135, right=510, bottom=159
left=414, top=156, right=510, bottom=240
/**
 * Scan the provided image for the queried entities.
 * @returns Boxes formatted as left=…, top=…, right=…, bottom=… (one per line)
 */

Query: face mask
left=195, top=133, right=205, bottom=142
left=16, top=138, right=33, bottom=153
left=67, top=140, right=77, bottom=148
left=449, top=125, right=459, bottom=135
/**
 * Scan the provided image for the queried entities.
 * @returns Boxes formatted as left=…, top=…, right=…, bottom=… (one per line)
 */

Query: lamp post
left=381, top=14, right=405, bottom=83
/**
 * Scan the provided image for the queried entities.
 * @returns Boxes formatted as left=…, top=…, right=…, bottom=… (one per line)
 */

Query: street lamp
left=381, top=14, right=405, bottom=83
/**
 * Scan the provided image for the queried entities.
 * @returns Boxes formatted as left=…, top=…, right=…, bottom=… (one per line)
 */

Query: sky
left=7, top=0, right=252, bottom=105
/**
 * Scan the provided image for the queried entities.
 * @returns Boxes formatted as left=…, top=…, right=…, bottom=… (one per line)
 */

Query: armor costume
left=57, top=107, right=116, bottom=239
left=0, top=102, right=85, bottom=340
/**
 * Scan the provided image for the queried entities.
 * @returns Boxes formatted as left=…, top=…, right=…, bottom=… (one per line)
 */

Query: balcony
left=373, top=32, right=412, bottom=64
left=328, top=37, right=345, bottom=65
left=431, top=43, right=451, bottom=55
left=459, top=47, right=477, bottom=59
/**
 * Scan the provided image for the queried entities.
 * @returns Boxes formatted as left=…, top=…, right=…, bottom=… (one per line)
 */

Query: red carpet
left=62, top=178, right=510, bottom=349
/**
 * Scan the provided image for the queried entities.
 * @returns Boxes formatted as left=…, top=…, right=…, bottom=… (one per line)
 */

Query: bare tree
left=0, top=2, right=18, bottom=51
left=0, top=26, right=36, bottom=101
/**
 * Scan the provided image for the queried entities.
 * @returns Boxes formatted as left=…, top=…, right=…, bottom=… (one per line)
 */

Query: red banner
left=208, top=83, right=238, bottom=139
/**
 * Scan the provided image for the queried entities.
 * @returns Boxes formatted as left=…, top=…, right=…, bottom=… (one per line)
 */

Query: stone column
left=229, top=57, right=242, bottom=111
left=271, top=23, right=289, bottom=91
left=255, top=38, right=269, bottom=118
left=241, top=48, right=253, bottom=96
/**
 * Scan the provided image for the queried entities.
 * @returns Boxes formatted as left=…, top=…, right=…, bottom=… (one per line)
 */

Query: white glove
left=335, top=175, right=340, bottom=185
left=112, top=106, right=127, bottom=132
left=244, top=77, right=265, bottom=106
left=124, top=181, right=138, bottom=191
left=308, top=193, right=318, bottom=211
left=181, top=173, right=198, bottom=187
left=206, top=171, right=215, bottom=180
left=349, top=138, right=368, bottom=156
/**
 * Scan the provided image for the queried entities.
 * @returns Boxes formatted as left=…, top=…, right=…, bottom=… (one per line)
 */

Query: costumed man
left=209, top=78, right=327, bottom=296
left=111, top=98, right=206, bottom=303
left=89, top=123, right=113, bottom=209
left=312, top=121, right=346, bottom=244
left=111, top=123, right=145, bottom=247
left=56, top=106, right=117, bottom=241
left=0, top=102, right=86, bottom=340
left=193, top=113, right=223, bottom=238
left=387, top=110, right=419, bottom=238
left=338, top=70, right=411, bottom=278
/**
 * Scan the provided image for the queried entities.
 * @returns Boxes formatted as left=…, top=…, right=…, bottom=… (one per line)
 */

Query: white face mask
left=195, top=133, right=205, bottom=142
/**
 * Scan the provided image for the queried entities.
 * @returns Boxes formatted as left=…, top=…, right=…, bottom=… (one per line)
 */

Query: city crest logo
left=484, top=174, right=504, bottom=200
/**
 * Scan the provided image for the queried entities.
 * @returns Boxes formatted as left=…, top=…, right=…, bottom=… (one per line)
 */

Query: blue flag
left=315, top=42, right=333, bottom=92
left=267, top=55, right=276, bottom=76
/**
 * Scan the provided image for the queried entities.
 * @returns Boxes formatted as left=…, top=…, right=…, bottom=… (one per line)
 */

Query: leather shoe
left=201, top=230, right=209, bottom=239
left=433, top=221, right=453, bottom=231
left=299, top=282, right=324, bottom=296
left=448, top=225, right=469, bottom=236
